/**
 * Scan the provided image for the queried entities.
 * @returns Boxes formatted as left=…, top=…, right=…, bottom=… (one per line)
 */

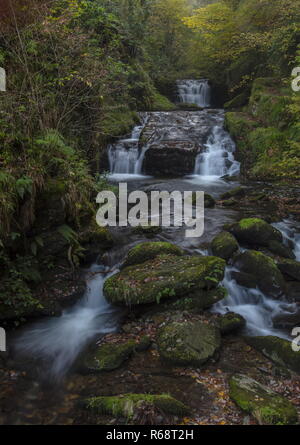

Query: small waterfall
left=214, top=221, right=300, bottom=338
left=194, top=122, right=240, bottom=178
left=108, top=124, right=145, bottom=176
left=272, top=219, right=300, bottom=261
left=214, top=268, right=296, bottom=338
left=15, top=264, right=120, bottom=380
left=177, top=79, right=211, bottom=108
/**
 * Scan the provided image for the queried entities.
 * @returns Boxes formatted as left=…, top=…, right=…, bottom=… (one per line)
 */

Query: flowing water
left=13, top=79, right=300, bottom=382
left=177, top=79, right=211, bottom=107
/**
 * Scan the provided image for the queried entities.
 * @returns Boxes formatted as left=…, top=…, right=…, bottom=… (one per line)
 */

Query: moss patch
left=84, top=394, right=190, bottom=419
left=83, top=340, right=136, bottom=373
left=123, top=241, right=184, bottom=268
left=229, top=374, right=298, bottom=425
left=104, top=254, right=226, bottom=306
left=211, top=231, right=239, bottom=261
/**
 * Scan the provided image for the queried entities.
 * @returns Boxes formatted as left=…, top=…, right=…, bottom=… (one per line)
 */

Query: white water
left=214, top=268, right=297, bottom=339
left=194, top=123, right=240, bottom=177
left=273, top=219, right=300, bottom=261
left=108, top=124, right=145, bottom=176
left=15, top=264, right=120, bottom=379
left=177, top=79, right=211, bottom=107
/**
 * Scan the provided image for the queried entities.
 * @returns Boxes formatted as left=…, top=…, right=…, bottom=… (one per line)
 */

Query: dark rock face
left=227, top=218, right=283, bottom=248
left=144, top=140, right=201, bottom=176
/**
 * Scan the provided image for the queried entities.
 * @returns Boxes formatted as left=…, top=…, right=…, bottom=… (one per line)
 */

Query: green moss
left=100, top=105, right=139, bottom=138
left=228, top=218, right=282, bottom=247
left=220, top=187, right=246, bottom=200
left=84, top=394, right=190, bottom=419
left=246, top=336, right=300, bottom=374
left=218, top=312, right=246, bottom=335
left=224, top=92, right=249, bottom=110
left=233, top=250, right=285, bottom=298
left=83, top=340, right=136, bottom=373
left=229, top=374, right=298, bottom=425
left=104, top=254, right=226, bottom=306
left=165, top=286, right=227, bottom=312
left=157, top=321, right=221, bottom=367
left=123, top=241, right=184, bottom=268
left=211, top=231, right=239, bottom=261
left=149, top=91, right=176, bottom=111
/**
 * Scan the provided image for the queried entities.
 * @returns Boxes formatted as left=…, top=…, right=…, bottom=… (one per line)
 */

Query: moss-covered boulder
left=220, top=187, right=246, bottom=200
left=157, top=321, right=221, bottom=367
left=211, top=231, right=239, bottom=261
left=123, top=241, right=184, bottom=268
left=218, top=312, right=246, bottom=335
left=229, top=374, right=298, bottom=425
left=277, top=259, right=300, bottom=282
left=83, top=340, right=136, bottom=373
left=84, top=394, right=190, bottom=419
left=227, top=218, right=282, bottom=247
left=267, top=241, right=295, bottom=260
left=104, top=254, right=226, bottom=306
left=246, top=336, right=300, bottom=374
left=233, top=250, right=286, bottom=298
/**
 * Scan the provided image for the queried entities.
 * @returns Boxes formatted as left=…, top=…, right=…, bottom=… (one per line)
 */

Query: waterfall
left=194, top=120, right=240, bottom=178
left=177, top=79, right=211, bottom=108
left=15, top=264, right=120, bottom=380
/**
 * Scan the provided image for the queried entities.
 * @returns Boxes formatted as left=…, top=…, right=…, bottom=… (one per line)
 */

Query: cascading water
left=177, top=79, right=211, bottom=108
left=273, top=219, right=300, bottom=261
left=214, top=267, right=297, bottom=339
left=194, top=117, right=240, bottom=178
left=15, top=264, right=120, bottom=380
left=108, top=114, right=150, bottom=178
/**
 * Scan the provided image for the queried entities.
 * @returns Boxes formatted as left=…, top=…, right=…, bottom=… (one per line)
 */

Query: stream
left=3, top=79, right=300, bottom=424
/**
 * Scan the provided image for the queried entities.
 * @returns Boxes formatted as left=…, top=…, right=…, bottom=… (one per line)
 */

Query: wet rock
left=218, top=312, right=246, bottom=335
left=231, top=271, right=257, bottom=289
left=123, top=241, right=184, bottom=268
left=272, top=310, right=300, bottom=329
left=104, top=254, right=226, bottom=306
left=267, top=240, right=295, bottom=260
left=157, top=321, right=221, bottom=367
left=192, top=192, right=215, bottom=208
left=227, top=218, right=282, bottom=247
left=84, top=394, right=190, bottom=419
left=220, top=186, right=246, bottom=200
left=144, top=140, right=201, bottom=176
left=211, top=231, right=239, bottom=261
left=229, top=374, right=298, bottom=425
left=286, top=281, right=300, bottom=302
left=245, top=336, right=300, bottom=374
left=277, top=258, right=300, bottom=282
left=221, top=198, right=237, bottom=207
left=162, top=287, right=228, bottom=312
left=83, top=340, right=136, bottom=373
left=233, top=250, right=286, bottom=298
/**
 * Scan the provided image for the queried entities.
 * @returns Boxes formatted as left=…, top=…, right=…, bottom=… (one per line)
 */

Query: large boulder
left=104, top=254, right=226, bottom=306
left=267, top=240, right=295, bottom=260
left=82, top=340, right=136, bottom=373
left=229, top=374, right=298, bottom=425
left=144, top=140, right=201, bottom=176
left=227, top=218, right=282, bottom=247
left=157, top=321, right=221, bottom=366
left=220, top=186, right=246, bottom=200
left=123, top=241, right=183, bottom=268
left=218, top=312, right=246, bottom=335
left=277, top=258, right=300, bottom=282
left=246, top=336, right=300, bottom=374
left=233, top=250, right=286, bottom=298
left=84, top=394, right=190, bottom=420
left=211, top=231, right=239, bottom=261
